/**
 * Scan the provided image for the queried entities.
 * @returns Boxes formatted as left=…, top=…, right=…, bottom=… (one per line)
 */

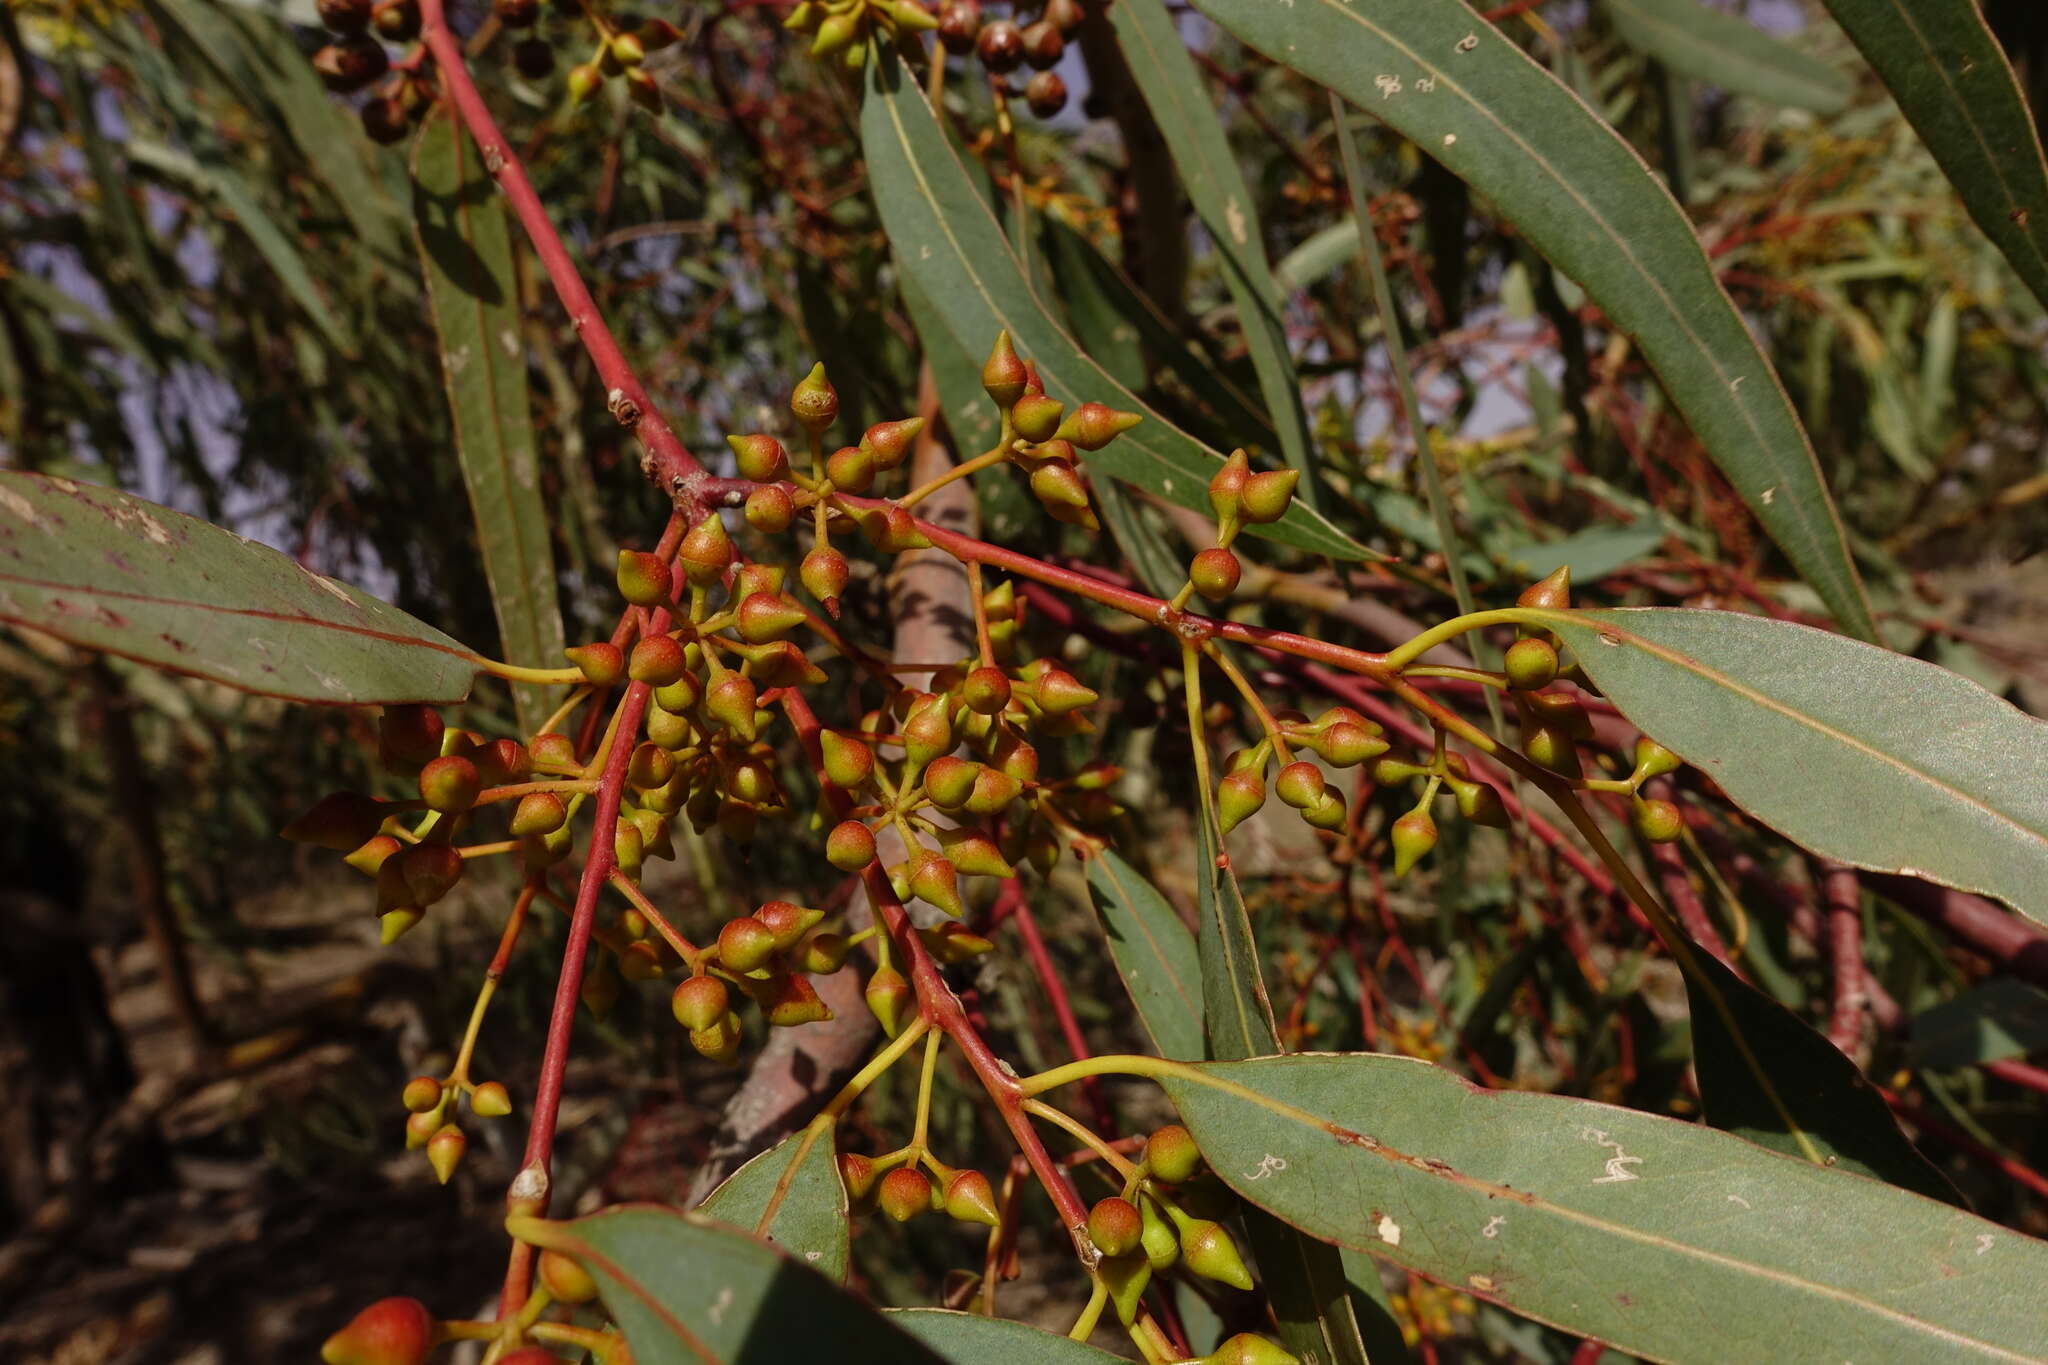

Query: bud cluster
left=783, top=0, right=940, bottom=70
left=309, top=0, right=436, bottom=145
left=841, top=1148, right=1004, bottom=1228
left=933, top=0, right=1081, bottom=118
left=1216, top=705, right=1389, bottom=839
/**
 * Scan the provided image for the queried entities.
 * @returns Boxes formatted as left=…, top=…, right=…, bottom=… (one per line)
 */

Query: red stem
left=1821, top=863, right=1868, bottom=1057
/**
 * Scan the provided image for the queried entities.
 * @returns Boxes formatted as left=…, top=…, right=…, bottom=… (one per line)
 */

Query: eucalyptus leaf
left=889, top=1309, right=1128, bottom=1362
left=696, top=1123, right=849, bottom=1282
left=1184, top=0, right=1874, bottom=636
left=413, top=107, right=565, bottom=736
left=1161, top=1053, right=2048, bottom=1363
left=510, top=1208, right=946, bottom=1365
left=858, top=52, right=1369, bottom=561
left=0, top=472, right=479, bottom=705
left=1541, top=608, right=2048, bottom=926
left=1602, top=0, right=1852, bottom=112
left=1821, top=0, right=2048, bottom=314
left=1085, top=849, right=1205, bottom=1061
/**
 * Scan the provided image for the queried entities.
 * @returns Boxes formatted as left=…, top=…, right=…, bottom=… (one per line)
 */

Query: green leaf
left=1911, top=978, right=2048, bottom=1069
left=1601, top=0, right=1852, bottom=112
left=1160, top=1053, right=2048, bottom=1363
left=413, top=108, right=565, bottom=737
left=1186, top=0, right=1874, bottom=636
left=889, top=1309, right=1127, bottom=1362
left=0, top=472, right=479, bottom=704
left=1684, top=946, right=1958, bottom=1203
left=1110, top=0, right=1322, bottom=508
left=1275, top=218, right=1367, bottom=294
left=858, top=52, right=1370, bottom=561
left=1539, top=608, right=2048, bottom=926
left=1494, top=524, right=1666, bottom=584
left=1085, top=850, right=1206, bottom=1061
left=1820, top=0, right=2048, bottom=314
left=511, top=1208, right=946, bottom=1364
left=696, top=1122, right=849, bottom=1282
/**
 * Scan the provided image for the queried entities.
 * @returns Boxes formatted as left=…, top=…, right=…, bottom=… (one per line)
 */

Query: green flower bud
left=1632, top=795, right=1684, bottom=843
left=1138, top=1193, right=1179, bottom=1270
left=418, top=755, right=481, bottom=813
left=1054, top=401, right=1142, bottom=451
left=1391, top=808, right=1438, bottom=877
left=1217, top=769, right=1266, bottom=836
left=790, top=361, right=839, bottom=432
left=963, top=665, right=1012, bottom=715
left=717, top=916, right=777, bottom=973
left=944, top=1169, right=1001, bottom=1226
left=745, top=485, right=796, bottom=534
left=981, top=330, right=1028, bottom=409
left=1189, top=547, right=1241, bottom=603
left=1517, top=565, right=1571, bottom=611
left=860, top=417, right=924, bottom=470
left=1179, top=1219, right=1253, bottom=1290
left=826, top=819, right=878, bottom=871
left=878, top=1166, right=933, bottom=1222
left=1504, top=636, right=1559, bottom=691
left=1240, top=468, right=1297, bottom=524
left=677, top=514, right=734, bottom=587
left=426, top=1123, right=466, bottom=1185
left=1274, top=760, right=1325, bottom=810
left=1145, top=1124, right=1202, bottom=1183
left=1011, top=392, right=1065, bottom=442
left=1633, top=737, right=1682, bottom=783
left=672, top=974, right=730, bottom=1032
left=865, top=965, right=914, bottom=1037
left=1208, top=449, right=1250, bottom=525
left=705, top=672, right=759, bottom=741
left=726, top=433, right=789, bottom=483
left=470, top=1081, right=512, bottom=1118
left=401, top=1076, right=443, bottom=1114
left=1089, top=1197, right=1143, bottom=1258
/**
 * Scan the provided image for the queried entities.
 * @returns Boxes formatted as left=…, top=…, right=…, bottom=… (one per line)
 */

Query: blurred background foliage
left=5, top=0, right=2048, bottom=1359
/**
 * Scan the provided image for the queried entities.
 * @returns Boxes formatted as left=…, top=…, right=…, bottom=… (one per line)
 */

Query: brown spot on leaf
left=2012, top=208, right=2030, bottom=227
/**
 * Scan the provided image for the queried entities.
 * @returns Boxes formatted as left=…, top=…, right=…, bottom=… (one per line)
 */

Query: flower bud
left=398, top=842, right=464, bottom=905
left=1031, top=668, right=1097, bottom=716
left=790, top=362, right=839, bottom=433
left=1139, top=1194, right=1179, bottom=1270
left=1011, top=393, right=1065, bottom=442
left=757, top=900, right=825, bottom=951
left=964, top=767, right=1023, bottom=816
left=312, top=36, right=389, bottom=93
left=878, top=1166, right=933, bottom=1222
left=1241, top=469, right=1298, bottom=524
left=937, top=0, right=979, bottom=53
left=909, top=848, right=966, bottom=918
left=902, top=696, right=955, bottom=767
left=1179, top=1219, right=1253, bottom=1290
left=1451, top=778, right=1509, bottom=828
left=565, top=641, right=624, bottom=687
left=1206, top=1333, right=1302, bottom=1365
left=1089, top=1196, right=1143, bottom=1257
left=924, top=755, right=978, bottom=809
left=799, top=931, right=851, bottom=974
left=860, top=417, right=924, bottom=470
left=944, top=1169, right=1001, bottom=1226
left=736, top=592, right=806, bottom=645
left=689, top=1012, right=743, bottom=1063
left=1301, top=788, right=1348, bottom=831
left=1022, top=18, right=1064, bottom=68
left=1391, top=809, right=1438, bottom=877
left=404, top=1108, right=439, bottom=1149
left=566, top=61, right=602, bottom=103
left=1517, top=565, right=1572, bottom=611
left=1504, top=636, right=1558, bottom=691
left=1208, top=449, right=1250, bottom=524
left=1100, top=1250, right=1152, bottom=1325
left=820, top=730, right=875, bottom=789
left=1525, top=689, right=1593, bottom=740
left=380, top=909, right=423, bottom=945
left=1318, top=721, right=1387, bottom=767
left=1189, top=547, right=1241, bottom=603
left=977, top=18, right=1024, bottom=72
left=320, top=1296, right=434, bottom=1365
left=538, top=1247, right=598, bottom=1305
left=921, top=921, right=996, bottom=962
left=1053, top=401, right=1141, bottom=451
left=401, top=1076, right=443, bottom=1113
left=756, top=971, right=833, bottom=1027
left=962, top=665, right=1012, bottom=716
left=1521, top=722, right=1581, bottom=778
left=426, top=1123, right=467, bottom=1184
left=745, top=485, right=796, bottom=534
left=1632, top=796, right=1683, bottom=843
left=801, top=546, right=850, bottom=612
left=1028, top=461, right=1091, bottom=511
left=1217, top=770, right=1266, bottom=836
left=1145, top=1124, right=1202, bottom=1183
left=1632, top=737, right=1682, bottom=783
left=718, top=916, right=777, bottom=973
left=318, top=0, right=373, bottom=34
left=865, top=965, right=913, bottom=1036
left=1274, top=760, right=1325, bottom=810
left=840, top=1152, right=880, bottom=1203
left=469, top=1080, right=512, bottom=1118
left=677, top=514, right=734, bottom=587
left=981, top=330, right=1028, bottom=407
left=418, top=755, right=480, bottom=813
left=616, top=549, right=672, bottom=606
left=1025, top=70, right=1068, bottom=118
left=725, top=433, right=790, bottom=484
left=705, top=672, right=759, bottom=740
left=628, top=635, right=687, bottom=687
left=672, top=975, right=730, bottom=1032
left=823, top=444, right=874, bottom=494
left=510, top=791, right=567, bottom=838
left=379, top=704, right=445, bottom=773
left=282, top=792, right=388, bottom=851
left=827, top=819, right=878, bottom=871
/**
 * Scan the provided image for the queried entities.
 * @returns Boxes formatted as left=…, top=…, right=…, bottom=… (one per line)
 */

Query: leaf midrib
left=1606, top=0, right=1846, bottom=101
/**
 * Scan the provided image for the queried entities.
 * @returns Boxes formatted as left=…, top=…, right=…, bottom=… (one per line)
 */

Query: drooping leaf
left=1160, top=1053, right=2048, bottom=1363
left=1275, top=218, right=1368, bottom=294
left=696, top=1122, right=849, bottom=1282
left=1911, top=978, right=2048, bottom=1069
left=889, top=1309, right=1128, bottom=1362
left=1602, top=0, right=1852, bottom=112
left=1085, top=849, right=1206, bottom=1062
left=859, top=52, right=1370, bottom=561
left=413, top=107, right=565, bottom=736
left=0, top=472, right=479, bottom=704
left=1110, top=0, right=1322, bottom=507
left=1539, top=608, right=2048, bottom=926
left=1684, top=944, right=1958, bottom=1203
left=510, top=1208, right=946, bottom=1365
left=1821, top=0, right=2048, bottom=314
left=1185, top=0, right=1874, bottom=636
